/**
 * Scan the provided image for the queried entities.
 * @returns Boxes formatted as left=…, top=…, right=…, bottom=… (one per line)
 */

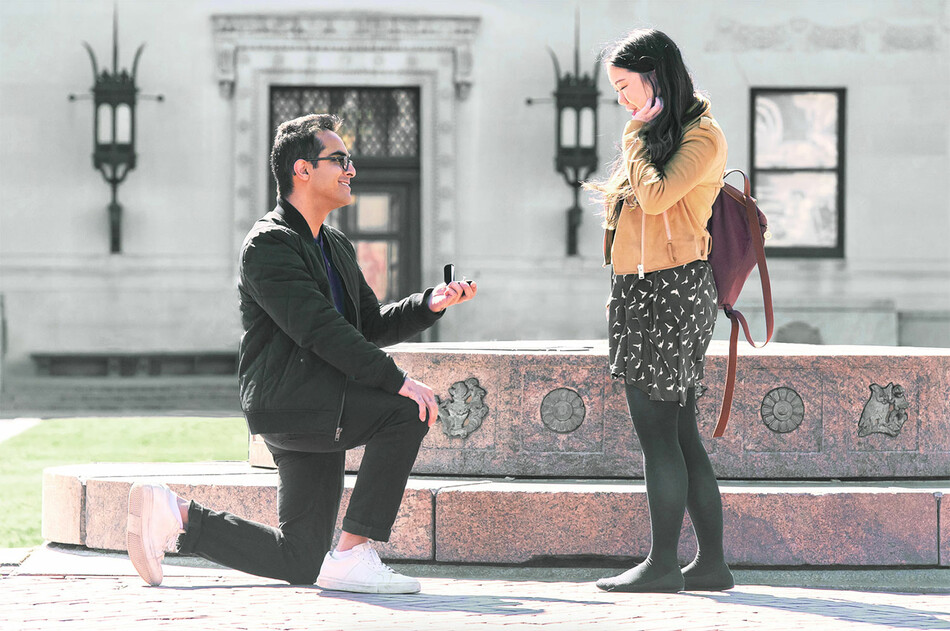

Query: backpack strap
left=712, top=170, right=775, bottom=438
left=714, top=314, right=741, bottom=438
left=732, top=169, right=774, bottom=349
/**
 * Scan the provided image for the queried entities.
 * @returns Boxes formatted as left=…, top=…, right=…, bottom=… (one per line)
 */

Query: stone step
left=1, top=376, right=239, bottom=412
left=43, top=462, right=949, bottom=568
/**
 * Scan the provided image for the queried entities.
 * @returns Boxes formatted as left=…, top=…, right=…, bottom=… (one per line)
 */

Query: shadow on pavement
left=688, top=589, right=950, bottom=629
left=319, top=590, right=609, bottom=616
left=162, top=582, right=608, bottom=616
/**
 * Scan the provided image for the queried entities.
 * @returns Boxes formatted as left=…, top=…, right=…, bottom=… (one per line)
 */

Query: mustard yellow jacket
left=604, top=104, right=728, bottom=276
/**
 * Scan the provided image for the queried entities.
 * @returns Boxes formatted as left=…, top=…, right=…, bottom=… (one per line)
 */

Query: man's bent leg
left=316, top=383, right=428, bottom=593
left=176, top=449, right=345, bottom=585
left=338, top=386, right=429, bottom=541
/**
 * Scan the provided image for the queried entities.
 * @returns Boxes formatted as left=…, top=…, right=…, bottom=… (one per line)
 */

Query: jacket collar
left=276, top=197, right=359, bottom=323
left=684, top=99, right=713, bottom=130
left=276, top=197, right=316, bottom=241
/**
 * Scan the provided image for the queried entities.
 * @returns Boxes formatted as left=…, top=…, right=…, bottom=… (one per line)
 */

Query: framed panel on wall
left=751, top=88, right=846, bottom=258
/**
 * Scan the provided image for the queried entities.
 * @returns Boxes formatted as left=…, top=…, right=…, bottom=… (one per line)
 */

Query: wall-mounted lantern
left=527, top=12, right=600, bottom=256
left=69, top=9, right=162, bottom=254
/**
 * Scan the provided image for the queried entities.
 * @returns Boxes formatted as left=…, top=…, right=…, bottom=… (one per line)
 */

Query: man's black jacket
left=238, top=199, right=442, bottom=438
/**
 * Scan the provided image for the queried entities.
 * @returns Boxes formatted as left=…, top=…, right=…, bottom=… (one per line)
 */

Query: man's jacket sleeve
left=358, top=274, right=444, bottom=349
left=241, top=229, right=406, bottom=394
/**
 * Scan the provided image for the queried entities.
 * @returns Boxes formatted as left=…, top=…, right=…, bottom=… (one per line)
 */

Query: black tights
left=626, top=383, right=725, bottom=572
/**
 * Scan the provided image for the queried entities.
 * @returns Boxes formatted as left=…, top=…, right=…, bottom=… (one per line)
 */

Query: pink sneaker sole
left=127, top=483, right=163, bottom=586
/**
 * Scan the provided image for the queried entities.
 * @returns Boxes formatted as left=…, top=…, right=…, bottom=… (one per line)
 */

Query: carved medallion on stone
left=760, top=387, right=805, bottom=433
left=437, top=377, right=488, bottom=439
left=858, top=382, right=910, bottom=437
left=540, top=388, right=586, bottom=433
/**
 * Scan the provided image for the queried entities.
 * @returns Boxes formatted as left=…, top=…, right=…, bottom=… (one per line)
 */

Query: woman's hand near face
left=633, top=97, right=663, bottom=123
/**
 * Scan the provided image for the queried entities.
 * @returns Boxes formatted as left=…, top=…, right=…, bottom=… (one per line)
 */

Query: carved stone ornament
left=760, top=387, right=805, bottom=433
left=437, top=377, right=488, bottom=439
left=210, top=13, right=480, bottom=100
left=858, top=382, right=910, bottom=437
left=540, top=388, right=586, bottom=434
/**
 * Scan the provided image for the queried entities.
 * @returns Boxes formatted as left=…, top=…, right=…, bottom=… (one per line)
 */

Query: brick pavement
left=2, top=557, right=949, bottom=631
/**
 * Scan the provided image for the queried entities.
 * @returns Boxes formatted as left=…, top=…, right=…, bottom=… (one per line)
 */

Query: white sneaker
left=126, top=482, right=184, bottom=586
left=316, top=543, right=421, bottom=594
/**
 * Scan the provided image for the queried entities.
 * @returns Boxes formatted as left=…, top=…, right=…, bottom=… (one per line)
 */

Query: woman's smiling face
left=607, top=65, right=655, bottom=116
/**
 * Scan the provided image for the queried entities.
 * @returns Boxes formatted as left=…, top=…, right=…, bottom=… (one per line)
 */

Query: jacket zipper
left=324, top=232, right=349, bottom=443
left=323, top=232, right=360, bottom=329
left=638, top=210, right=645, bottom=279
left=334, top=379, right=346, bottom=442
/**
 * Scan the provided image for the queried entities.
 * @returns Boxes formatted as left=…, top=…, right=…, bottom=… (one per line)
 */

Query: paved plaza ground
left=2, top=545, right=948, bottom=630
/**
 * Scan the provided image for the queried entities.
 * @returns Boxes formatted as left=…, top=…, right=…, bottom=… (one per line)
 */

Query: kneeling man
left=126, top=114, right=476, bottom=593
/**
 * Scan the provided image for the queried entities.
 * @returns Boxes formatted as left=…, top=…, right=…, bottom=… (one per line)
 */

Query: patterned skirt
left=608, top=260, right=718, bottom=406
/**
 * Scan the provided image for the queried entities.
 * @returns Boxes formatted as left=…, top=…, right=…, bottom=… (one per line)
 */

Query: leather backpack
left=706, top=169, right=775, bottom=437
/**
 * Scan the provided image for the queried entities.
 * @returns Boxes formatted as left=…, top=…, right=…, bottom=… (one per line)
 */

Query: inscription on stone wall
left=437, top=377, right=488, bottom=439
left=760, top=387, right=805, bottom=433
left=705, top=18, right=943, bottom=53
left=858, top=382, right=909, bottom=437
left=540, top=388, right=586, bottom=433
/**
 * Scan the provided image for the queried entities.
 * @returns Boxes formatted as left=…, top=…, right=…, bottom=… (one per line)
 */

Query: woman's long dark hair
left=585, top=28, right=706, bottom=228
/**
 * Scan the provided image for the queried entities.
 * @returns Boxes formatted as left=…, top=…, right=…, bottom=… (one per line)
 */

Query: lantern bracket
left=67, top=8, right=162, bottom=253
left=523, top=8, right=602, bottom=256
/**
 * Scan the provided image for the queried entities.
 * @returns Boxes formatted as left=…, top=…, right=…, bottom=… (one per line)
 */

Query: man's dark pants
left=176, top=381, right=429, bottom=585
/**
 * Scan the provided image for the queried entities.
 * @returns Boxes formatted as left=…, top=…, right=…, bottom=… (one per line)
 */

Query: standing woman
left=586, top=28, right=733, bottom=593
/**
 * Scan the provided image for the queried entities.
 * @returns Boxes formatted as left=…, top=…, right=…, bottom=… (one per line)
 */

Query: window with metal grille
left=268, top=86, right=422, bottom=303
left=751, top=88, right=846, bottom=258
left=270, top=87, right=419, bottom=166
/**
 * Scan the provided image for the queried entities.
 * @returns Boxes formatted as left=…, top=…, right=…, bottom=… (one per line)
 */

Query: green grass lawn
left=0, top=417, right=248, bottom=549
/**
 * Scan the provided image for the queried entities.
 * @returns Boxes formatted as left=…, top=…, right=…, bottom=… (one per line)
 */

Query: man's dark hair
left=270, top=114, right=343, bottom=198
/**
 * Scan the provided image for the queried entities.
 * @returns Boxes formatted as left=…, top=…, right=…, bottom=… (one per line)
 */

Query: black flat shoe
left=682, top=564, right=734, bottom=591
left=596, top=566, right=685, bottom=593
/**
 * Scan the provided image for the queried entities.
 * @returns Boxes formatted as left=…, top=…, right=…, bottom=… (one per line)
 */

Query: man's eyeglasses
left=308, top=154, right=354, bottom=171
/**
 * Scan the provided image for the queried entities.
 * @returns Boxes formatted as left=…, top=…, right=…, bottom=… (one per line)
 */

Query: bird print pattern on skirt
left=608, top=260, right=717, bottom=406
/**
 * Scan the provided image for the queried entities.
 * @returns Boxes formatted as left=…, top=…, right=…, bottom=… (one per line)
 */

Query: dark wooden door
left=269, top=86, right=421, bottom=303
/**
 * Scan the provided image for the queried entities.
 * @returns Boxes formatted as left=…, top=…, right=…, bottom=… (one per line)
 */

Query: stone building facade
left=0, top=0, right=948, bottom=390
